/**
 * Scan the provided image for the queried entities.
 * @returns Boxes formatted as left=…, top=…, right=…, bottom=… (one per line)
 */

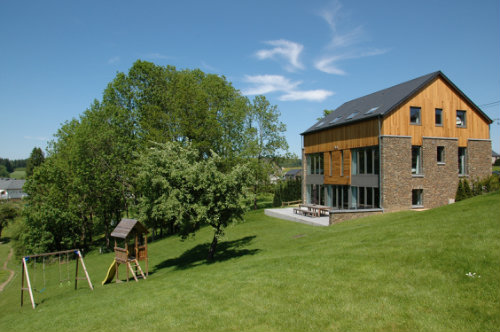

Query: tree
left=0, top=158, right=13, bottom=173
left=26, top=147, right=45, bottom=177
left=245, top=95, right=288, bottom=209
left=136, top=142, right=252, bottom=260
left=316, top=109, right=334, bottom=121
left=0, top=202, right=18, bottom=238
left=0, top=165, right=9, bottom=177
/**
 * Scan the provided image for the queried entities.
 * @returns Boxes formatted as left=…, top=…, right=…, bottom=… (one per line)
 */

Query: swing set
left=21, top=249, right=93, bottom=309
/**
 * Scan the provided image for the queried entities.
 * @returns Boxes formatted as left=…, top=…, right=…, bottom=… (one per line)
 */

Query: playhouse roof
left=111, top=219, right=148, bottom=239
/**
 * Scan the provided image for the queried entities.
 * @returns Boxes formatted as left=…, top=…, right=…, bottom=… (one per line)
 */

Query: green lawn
left=9, top=168, right=26, bottom=179
left=0, top=192, right=498, bottom=331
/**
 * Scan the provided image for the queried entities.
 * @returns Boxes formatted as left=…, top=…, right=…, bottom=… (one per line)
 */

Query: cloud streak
left=242, top=74, right=333, bottom=102
left=256, top=40, right=304, bottom=72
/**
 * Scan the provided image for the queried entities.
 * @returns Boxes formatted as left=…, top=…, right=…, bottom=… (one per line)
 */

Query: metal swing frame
left=21, top=249, right=93, bottom=309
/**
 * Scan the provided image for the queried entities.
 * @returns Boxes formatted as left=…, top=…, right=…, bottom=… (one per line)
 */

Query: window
left=340, top=151, right=344, bottom=176
left=412, top=146, right=422, bottom=175
left=435, top=108, right=443, bottom=126
left=458, top=147, right=467, bottom=175
left=347, top=112, right=359, bottom=120
left=456, top=110, right=466, bottom=128
left=306, top=153, right=324, bottom=175
left=329, top=116, right=342, bottom=124
left=412, top=189, right=423, bottom=207
left=351, top=147, right=380, bottom=175
left=350, top=186, right=380, bottom=209
left=410, top=106, right=421, bottom=125
left=365, top=106, right=379, bottom=114
left=437, top=146, right=445, bottom=164
left=329, top=152, right=333, bottom=176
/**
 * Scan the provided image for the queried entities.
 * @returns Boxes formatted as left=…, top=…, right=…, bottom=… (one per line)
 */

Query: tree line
left=14, top=60, right=288, bottom=259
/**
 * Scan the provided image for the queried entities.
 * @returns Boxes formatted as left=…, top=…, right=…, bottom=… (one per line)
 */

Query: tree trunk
left=253, top=184, right=258, bottom=210
left=207, top=232, right=218, bottom=261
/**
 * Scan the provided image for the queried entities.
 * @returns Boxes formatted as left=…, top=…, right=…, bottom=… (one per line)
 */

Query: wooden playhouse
left=110, top=218, right=149, bottom=282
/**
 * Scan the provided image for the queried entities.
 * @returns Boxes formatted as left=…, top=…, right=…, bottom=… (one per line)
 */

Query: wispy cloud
left=315, top=49, right=388, bottom=75
left=107, top=56, right=120, bottom=64
left=316, top=1, right=389, bottom=75
left=255, top=40, right=304, bottom=72
left=242, top=75, right=333, bottom=102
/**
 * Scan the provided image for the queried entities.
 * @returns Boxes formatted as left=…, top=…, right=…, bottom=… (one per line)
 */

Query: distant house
left=0, top=178, right=27, bottom=200
left=492, top=150, right=500, bottom=165
left=301, top=71, right=492, bottom=223
left=284, top=169, right=302, bottom=180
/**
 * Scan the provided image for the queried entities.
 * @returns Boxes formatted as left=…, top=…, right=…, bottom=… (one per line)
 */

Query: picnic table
left=293, top=204, right=331, bottom=217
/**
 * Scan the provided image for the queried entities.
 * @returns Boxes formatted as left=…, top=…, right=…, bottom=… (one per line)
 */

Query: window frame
left=435, top=108, right=443, bottom=126
left=456, top=110, right=467, bottom=128
left=411, top=146, right=423, bottom=175
left=458, top=147, right=467, bottom=176
left=437, top=146, right=445, bottom=164
left=410, top=106, right=421, bottom=125
left=412, top=189, right=423, bottom=208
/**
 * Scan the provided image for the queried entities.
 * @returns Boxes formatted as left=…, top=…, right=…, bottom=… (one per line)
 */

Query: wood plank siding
left=324, top=150, right=351, bottom=185
left=303, top=118, right=379, bottom=154
left=381, top=77, right=490, bottom=146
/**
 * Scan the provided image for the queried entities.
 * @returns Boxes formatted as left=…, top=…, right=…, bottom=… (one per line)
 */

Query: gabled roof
left=302, top=71, right=493, bottom=135
left=285, top=169, right=302, bottom=176
left=111, top=219, right=148, bottom=239
left=0, top=178, right=26, bottom=190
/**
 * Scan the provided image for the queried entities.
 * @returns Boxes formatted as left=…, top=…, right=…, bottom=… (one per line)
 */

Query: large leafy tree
left=136, top=142, right=252, bottom=260
left=0, top=202, right=18, bottom=239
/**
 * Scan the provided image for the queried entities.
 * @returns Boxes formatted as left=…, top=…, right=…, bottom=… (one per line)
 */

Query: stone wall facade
left=329, top=209, right=383, bottom=225
left=467, top=140, right=492, bottom=180
left=380, top=136, right=412, bottom=211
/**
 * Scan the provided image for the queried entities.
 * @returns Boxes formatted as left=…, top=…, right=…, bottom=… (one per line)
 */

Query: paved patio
left=264, top=208, right=330, bottom=227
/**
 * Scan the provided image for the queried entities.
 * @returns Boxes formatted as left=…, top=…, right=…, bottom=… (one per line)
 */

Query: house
left=284, top=169, right=302, bottom=180
left=0, top=178, right=27, bottom=200
left=301, top=71, right=492, bottom=224
left=492, top=150, right=500, bottom=165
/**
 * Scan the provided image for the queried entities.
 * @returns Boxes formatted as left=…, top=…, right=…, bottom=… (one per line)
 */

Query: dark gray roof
left=285, top=169, right=301, bottom=176
left=302, top=71, right=493, bottom=135
left=111, top=219, right=148, bottom=239
left=493, top=150, right=500, bottom=158
left=0, top=178, right=26, bottom=190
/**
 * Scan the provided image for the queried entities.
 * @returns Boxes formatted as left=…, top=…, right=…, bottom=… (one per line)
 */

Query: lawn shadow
left=153, top=235, right=259, bottom=272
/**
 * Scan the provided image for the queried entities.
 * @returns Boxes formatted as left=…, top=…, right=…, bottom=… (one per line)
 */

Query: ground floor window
left=306, top=184, right=325, bottom=205
left=325, top=185, right=379, bottom=210
left=458, top=147, right=467, bottom=175
left=412, top=189, right=423, bottom=207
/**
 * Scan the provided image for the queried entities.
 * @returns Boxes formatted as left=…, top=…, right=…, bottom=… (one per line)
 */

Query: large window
left=458, top=147, right=467, bottom=175
left=410, top=106, right=421, bottom=125
left=352, top=147, right=379, bottom=175
left=326, top=185, right=349, bottom=210
left=351, top=186, right=380, bottom=209
left=412, top=146, right=422, bottom=175
left=307, top=184, right=325, bottom=205
left=306, top=153, right=324, bottom=175
left=435, top=108, right=443, bottom=126
left=456, top=110, right=466, bottom=128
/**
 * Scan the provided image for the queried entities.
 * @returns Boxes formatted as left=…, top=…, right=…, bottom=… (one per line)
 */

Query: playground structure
left=21, top=249, right=93, bottom=309
left=103, top=218, right=148, bottom=284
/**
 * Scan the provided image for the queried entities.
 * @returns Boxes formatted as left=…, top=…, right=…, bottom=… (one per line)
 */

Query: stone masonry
left=467, top=140, right=492, bottom=180
left=380, top=136, right=412, bottom=212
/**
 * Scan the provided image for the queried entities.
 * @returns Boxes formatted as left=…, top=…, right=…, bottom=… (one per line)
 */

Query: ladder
left=126, top=259, right=146, bottom=282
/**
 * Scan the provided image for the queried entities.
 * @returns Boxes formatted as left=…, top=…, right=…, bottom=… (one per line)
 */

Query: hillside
left=0, top=192, right=499, bottom=331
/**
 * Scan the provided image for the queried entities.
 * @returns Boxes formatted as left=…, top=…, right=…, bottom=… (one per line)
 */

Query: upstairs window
left=412, top=146, right=422, bottom=175
left=437, top=146, right=445, bottom=164
left=410, top=106, right=421, bottom=125
left=456, top=110, right=466, bottom=128
left=435, top=108, right=443, bottom=126
left=306, top=153, right=324, bottom=175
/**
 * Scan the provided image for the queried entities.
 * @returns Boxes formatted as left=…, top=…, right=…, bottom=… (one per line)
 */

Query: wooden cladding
left=304, top=118, right=379, bottom=154
left=381, top=77, right=490, bottom=147
left=324, top=150, right=351, bottom=185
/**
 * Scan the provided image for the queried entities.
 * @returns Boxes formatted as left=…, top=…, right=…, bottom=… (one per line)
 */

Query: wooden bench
left=282, top=200, right=302, bottom=207
left=293, top=208, right=317, bottom=217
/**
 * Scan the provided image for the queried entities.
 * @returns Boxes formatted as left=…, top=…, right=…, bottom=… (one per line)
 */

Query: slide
left=102, top=260, right=117, bottom=285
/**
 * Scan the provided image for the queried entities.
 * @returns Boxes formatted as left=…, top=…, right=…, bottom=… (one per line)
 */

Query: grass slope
left=0, top=192, right=498, bottom=331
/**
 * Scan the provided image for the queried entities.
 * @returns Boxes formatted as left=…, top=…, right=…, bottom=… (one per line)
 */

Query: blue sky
left=1, top=0, right=499, bottom=160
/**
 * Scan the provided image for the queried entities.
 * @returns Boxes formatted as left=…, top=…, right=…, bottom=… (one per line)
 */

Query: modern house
left=301, top=71, right=492, bottom=224
left=0, top=178, right=27, bottom=200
